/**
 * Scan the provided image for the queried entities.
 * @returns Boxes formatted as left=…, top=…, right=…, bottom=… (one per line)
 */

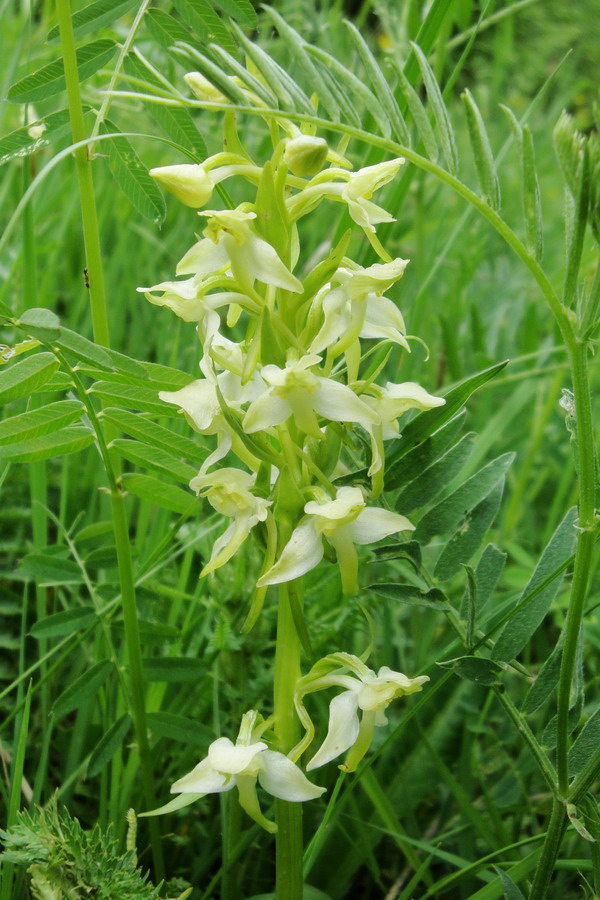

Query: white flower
left=137, top=273, right=249, bottom=324
left=242, top=355, right=378, bottom=440
left=150, top=164, right=215, bottom=208
left=257, top=486, right=413, bottom=594
left=140, top=711, right=325, bottom=833
left=293, top=653, right=429, bottom=772
left=177, top=208, right=303, bottom=294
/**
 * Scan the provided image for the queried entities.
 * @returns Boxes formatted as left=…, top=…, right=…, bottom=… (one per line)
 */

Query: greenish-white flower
left=177, top=208, right=302, bottom=294
left=243, top=355, right=378, bottom=440
left=190, top=468, right=271, bottom=575
left=140, top=710, right=325, bottom=833
left=257, top=486, right=413, bottom=594
left=293, top=653, right=429, bottom=772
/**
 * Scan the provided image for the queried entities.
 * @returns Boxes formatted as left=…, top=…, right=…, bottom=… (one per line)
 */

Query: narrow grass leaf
left=0, top=401, right=85, bottom=445
left=31, top=608, right=98, bottom=639
left=0, top=353, right=59, bottom=405
left=414, top=453, right=514, bottom=544
left=110, top=438, right=197, bottom=483
left=208, top=44, right=278, bottom=107
left=396, top=432, right=475, bottom=512
left=493, top=867, right=525, bottom=899
left=90, top=381, right=180, bottom=415
left=316, top=64, right=361, bottom=128
left=434, top=477, right=505, bottom=581
left=460, top=542, right=506, bottom=618
left=0, top=427, right=94, bottom=463
left=8, top=40, right=117, bottom=104
left=126, top=55, right=207, bottom=160
left=461, top=88, right=501, bottom=210
left=1, top=682, right=32, bottom=900
left=522, top=640, right=562, bottom=714
left=102, top=407, right=207, bottom=464
left=121, top=473, right=197, bottom=514
left=88, top=714, right=131, bottom=777
left=144, top=8, right=191, bottom=48
left=305, top=45, right=390, bottom=137
left=17, top=552, right=84, bottom=585
left=171, top=0, right=236, bottom=54
left=103, top=119, right=166, bottom=226
left=411, top=42, right=458, bottom=174
left=344, top=20, right=410, bottom=145
left=368, top=583, right=450, bottom=610
left=263, top=6, right=339, bottom=121
left=492, top=507, right=577, bottom=663
left=212, top=0, right=256, bottom=25
left=47, top=0, right=138, bottom=42
left=393, top=62, right=438, bottom=162
left=0, top=108, right=71, bottom=167
left=53, top=660, right=113, bottom=718
left=230, top=21, right=313, bottom=113
left=568, top=706, right=600, bottom=775
left=143, top=657, right=203, bottom=682
left=521, top=126, right=543, bottom=260
left=147, top=712, right=213, bottom=744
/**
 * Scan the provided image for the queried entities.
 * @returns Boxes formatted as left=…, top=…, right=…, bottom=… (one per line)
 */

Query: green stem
left=274, top=581, right=303, bottom=900
left=528, top=799, right=567, bottom=900
left=55, top=0, right=110, bottom=347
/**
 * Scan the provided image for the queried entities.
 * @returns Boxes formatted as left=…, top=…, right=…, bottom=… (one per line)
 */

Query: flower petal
left=243, top=389, right=291, bottom=433
left=177, top=238, right=229, bottom=276
left=208, top=737, right=267, bottom=775
left=307, top=690, right=361, bottom=770
left=257, top=520, right=324, bottom=587
left=235, top=774, right=277, bottom=834
left=259, top=750, right=326, bottom=801
left=139, top=792, right=205, bottom=817
left=171, top=757, right=231, bottom=794
left=349, top=507, right=414, bottom=545
left=226, top=234, right=303, bottom=293
left=313, top=378, right=379, bottom=427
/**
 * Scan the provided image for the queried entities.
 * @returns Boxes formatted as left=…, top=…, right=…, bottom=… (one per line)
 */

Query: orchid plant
left=137, top=77, right=440, bottom=899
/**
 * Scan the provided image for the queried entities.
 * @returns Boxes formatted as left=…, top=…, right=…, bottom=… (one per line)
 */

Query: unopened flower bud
left=149, top=164, right=213, bottom=208
left=184, top=71, right=228, bottom=103
left=284, top=135, right=329, bottom=176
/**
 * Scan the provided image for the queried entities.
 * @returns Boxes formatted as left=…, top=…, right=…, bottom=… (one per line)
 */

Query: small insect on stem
left=83, top=267, right=90, bottom=289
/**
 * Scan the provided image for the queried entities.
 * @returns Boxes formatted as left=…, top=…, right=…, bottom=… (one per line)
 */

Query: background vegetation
left=1, top=0, right=599, bottom=897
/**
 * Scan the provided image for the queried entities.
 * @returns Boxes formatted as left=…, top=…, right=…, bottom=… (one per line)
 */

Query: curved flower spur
left=292, top=653, right=429, bottom=773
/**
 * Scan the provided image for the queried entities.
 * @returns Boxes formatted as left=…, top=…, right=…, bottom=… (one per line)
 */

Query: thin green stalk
left=274, top=580, right=303, bottom=900
left=528, top=799, right=567, bottom=900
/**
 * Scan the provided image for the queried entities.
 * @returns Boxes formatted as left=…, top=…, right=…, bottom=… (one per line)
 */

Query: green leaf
left=53, top=660, right=113, bottom=718
left=460, top=543, right=506, bottom=618
left=47, top=0, right=138, bottom=42
left=0, top=426, right=94, bottom=463
left=414, top=453, right=514, bottom=544
left=396, top=432, right=475, bottom=512
left=171, top=0, right=236, bottom=54
left=493, top=867, right=526, bottom=900
left=121, top=473, right=197, bottom=514
left=55, top=327, right=115, bottom=370
left=88, top=714, right=131, bottom=778
left=385, top=410, right=466, bottom=491
left=344, top=20, right=410, bottom=145
left=393, top=62, right=438, bottom=162
left=103, top=119, right=166, bottom=226
left=208, top=44, right=278, bottom=108
left=521, top=126, right=543, bottom=260
left=434, top=477, right=505, bottom=581
left=89, top=381, right=178, bottom=415
left=174, top=43, right=250, bottom=106
left=263, top=6, right=339, bottom=121
left=142, top=657, right=204, bottom=682
left=522, top=640, right=562, bottom=714
left=146, top=712, right=213, bottom=744
left=8, top=40, right=117, bottom=104
left=0, top=109, right=71, bottom=168
left=145, top=8, right=191, bottom=48
left=438, top=656, right=504, bottom=686
left=492, top=507, right=577, bottom=663
left=0, top=352, right=59, bottom=405
left=462, top=88, right=501, bottom=210
left=0, top=400, right=84, bottom=445
left=31, top=607, right=98, bottom=639
left=110, top=439, right=197, bottom=483
left=125, top=55, right=207, bottom=160
left=411, top=42, right=458, bottom=174
left=211, top=0, right=256, bottom=26
left=368, top=583, right=450, bottom=610
left=17, top=307, right=60, bottom=341
left=385, top=361, right=508, bottom=472
left=568, top=706, right=600, bottom=775
left=102, top=407, right=206, bottom=464
left=16, top=552, right=84, bottom=586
